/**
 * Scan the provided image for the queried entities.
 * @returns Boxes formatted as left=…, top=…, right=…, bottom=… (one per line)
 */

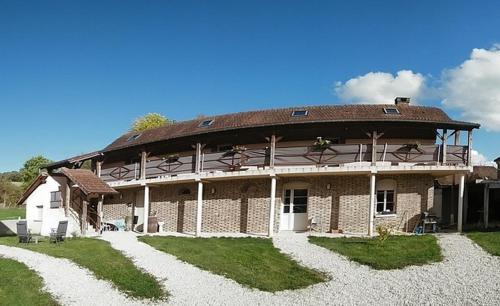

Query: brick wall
left=101, top=174, right=434, bottom=235
left=103, top=189, right=134, bottom=221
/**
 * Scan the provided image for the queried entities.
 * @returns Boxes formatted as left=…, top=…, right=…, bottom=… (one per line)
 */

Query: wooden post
left=484, top=184, right=490, bottom=229
left=268, top=176, right=276, bottom=237
left=196, top=181, right=203, bottom=236
left=143, top=185, right=149, bottom=234
left=140, top=151, right=147, bottom=180
left=64, top=181, right=71, bottom=217
left=368, top=174, right=376, bottom=236
left=82, top=200, right=88, bottom=236
left=457, top=174, right=465, bottom=232
left=96, top=161, right=102, bottom=178
left=454, top=130, right=461, bottom=145
left=270, top=135, right=276, bottom=169
left=467, top=130, right=473, bottom=166
left=442, top=129, right=448, bottom=165
left=371, top=131, right=377, bottom=165
left=359, top=144, right=363, bottom=162
left=195, top=142, right=202, bottom=174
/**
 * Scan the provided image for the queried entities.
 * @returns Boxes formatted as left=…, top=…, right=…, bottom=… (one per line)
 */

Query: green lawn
left=0, top=257, right=58, bottom=305
left=466, top=231, right=500, bottom=256
left=309, top=235, right=443, bottom=270
left=140, top=236, right=326, bottom=292
left=0, top=237, right=166, bottom=300
left=0, top=208, right=25, bottom=220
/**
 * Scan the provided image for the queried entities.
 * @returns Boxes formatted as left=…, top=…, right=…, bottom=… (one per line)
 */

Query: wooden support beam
left=454, top=130, right=461, bottom=145
left=442, top=129, right=448, bottom=165
left=82, top=200, right=88, bottom=236
left=467, top=130, right=473, bottom=166
left=484, top=184, right=490, bottom=229
left=371, top=131, right=377, bottom=165
left=195, top=142, right=202, bottom=174
left=64, top=181, right=71, bottom=218
left=270, top=135, right=276, bottom=169
left=140, top=151, right=147, bottom=180
left=96, top=161, right=102, bottom=178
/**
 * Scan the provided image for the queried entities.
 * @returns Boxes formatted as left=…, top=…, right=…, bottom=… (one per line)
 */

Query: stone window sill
left=375, top=214, right=397, bottom=218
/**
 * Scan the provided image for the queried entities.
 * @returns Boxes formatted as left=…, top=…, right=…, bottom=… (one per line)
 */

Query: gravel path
left=3, top=232, right=497, bottom=306
left=0, top=245, right=150, bottom=306
left=103, top=231, right=500, bottom=306
left=274, top=232, right=500, bottom=305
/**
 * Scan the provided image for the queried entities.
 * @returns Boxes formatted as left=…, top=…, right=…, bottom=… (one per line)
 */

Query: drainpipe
left=196, top=180, right=204, bottom=236
left=268, top=175, right=276, bottom=237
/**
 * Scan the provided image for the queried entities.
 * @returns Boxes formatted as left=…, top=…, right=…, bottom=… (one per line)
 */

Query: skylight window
left=383, top=107, right=400, bottom=115
left=291, top=110, right=308, bottom=117
left=199, top=119, right=214, bottom=127
left=127, top=133, right=141, bottom=142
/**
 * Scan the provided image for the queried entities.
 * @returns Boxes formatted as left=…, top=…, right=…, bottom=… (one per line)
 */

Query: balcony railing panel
left=101, top=163, right=140, bottom=182
left=145, top=155, right=196, bottom=179
left=376, top=144, right=439, bottom=164
left=274, top=144, right=369, bottom=166
left=202, top=148, right=268, bottom=172
left=446, top=145, right=468, bottom=165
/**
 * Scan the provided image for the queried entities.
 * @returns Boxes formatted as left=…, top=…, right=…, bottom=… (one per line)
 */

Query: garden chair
left=16, top=221, right=32, bottom=244
left=49, top=221, right=68, bottom=244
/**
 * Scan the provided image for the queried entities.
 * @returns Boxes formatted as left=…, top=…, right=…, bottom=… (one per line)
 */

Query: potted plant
left=313, top=137, right=332, bottom=151
left=223, top=145, right=247, bottom=157
left=164, top=154, right=179, bottom=163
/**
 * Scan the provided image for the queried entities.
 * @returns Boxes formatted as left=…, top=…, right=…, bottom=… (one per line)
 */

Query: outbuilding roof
left=59, top=168, right=117, bottom=196
left=103, top=104, right=480, bottom=152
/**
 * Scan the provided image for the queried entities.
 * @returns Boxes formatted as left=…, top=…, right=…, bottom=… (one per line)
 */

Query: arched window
left=376, top=179, right=397, bottom=215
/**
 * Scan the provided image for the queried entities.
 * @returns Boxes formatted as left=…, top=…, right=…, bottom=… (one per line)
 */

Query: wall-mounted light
left=326, top=183, right=331, bottom=190
left=210, top=187, right=216, bottom=194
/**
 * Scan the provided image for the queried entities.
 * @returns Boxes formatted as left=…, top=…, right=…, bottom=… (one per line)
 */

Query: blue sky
left=1, top=0, right=499, bottom=172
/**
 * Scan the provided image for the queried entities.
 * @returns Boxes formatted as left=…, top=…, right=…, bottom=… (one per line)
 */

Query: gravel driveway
left=0, top=244, right=150, bottom=306
left=101, top=231, right=500, bottom=306
left=2, top=233, right=499, bottom=306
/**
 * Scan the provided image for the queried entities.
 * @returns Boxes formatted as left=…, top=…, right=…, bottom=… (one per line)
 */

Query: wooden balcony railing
left=100, top=144, right=469, bottom=183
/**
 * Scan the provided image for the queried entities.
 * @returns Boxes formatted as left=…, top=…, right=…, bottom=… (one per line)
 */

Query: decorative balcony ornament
left=223, top=145, right=247, bottom=157
left=165, top=154, right=180, bottom=163
left=313, top=137, right=332, bottom=152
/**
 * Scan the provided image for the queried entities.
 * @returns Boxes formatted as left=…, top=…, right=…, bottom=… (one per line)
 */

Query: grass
left=309, top=235, right=443, bottom=270
left=140, top=236, right=326, bottom=292
left=0, top=257, right=58, bottom=305
left=0, top=237, right=166, bottom=300
left=0, top=208, right=25, bottom=220
left=466, top=231, right=500, bottom=256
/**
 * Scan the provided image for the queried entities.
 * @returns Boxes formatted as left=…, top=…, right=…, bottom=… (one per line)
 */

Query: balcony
left=100, top=144, right=469, bottom=183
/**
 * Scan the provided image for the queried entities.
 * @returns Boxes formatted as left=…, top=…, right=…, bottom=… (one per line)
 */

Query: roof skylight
left=127, top=134, right=141, bottom=142
left=291, top=110, right=308, bottom=117
left=199, top=119, right=214, bottom=127
left=383, top=107, right=400, bottom=115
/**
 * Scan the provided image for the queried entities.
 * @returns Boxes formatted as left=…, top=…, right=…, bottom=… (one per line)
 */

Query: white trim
left=374, top=214, right=397, bottom=218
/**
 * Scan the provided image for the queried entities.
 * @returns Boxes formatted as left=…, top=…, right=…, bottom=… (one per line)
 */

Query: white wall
left=24, top=176, right=78, bottom=236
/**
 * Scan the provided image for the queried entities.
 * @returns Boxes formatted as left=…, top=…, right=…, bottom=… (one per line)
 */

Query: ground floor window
left=283, top=189, right=308, bottom=213
left=376, top=190, right=395, bottom=214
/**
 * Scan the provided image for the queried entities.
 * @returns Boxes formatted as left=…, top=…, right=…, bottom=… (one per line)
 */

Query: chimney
left=395, top=97, right=410, bottom=105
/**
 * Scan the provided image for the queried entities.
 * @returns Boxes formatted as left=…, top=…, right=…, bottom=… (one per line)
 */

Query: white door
left=280, top=189, right=308, bottom=231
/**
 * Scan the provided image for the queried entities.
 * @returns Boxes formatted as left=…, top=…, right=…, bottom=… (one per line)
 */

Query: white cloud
left=471, top=149, right=497, bottom=168
left=441, top=47, right=500, bottom=131
left=334, top=70, right=426, bottom=104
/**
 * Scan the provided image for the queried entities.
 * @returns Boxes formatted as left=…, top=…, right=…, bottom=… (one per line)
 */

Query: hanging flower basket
left=164, top=154, right=179, bottom=163
left=223, top=145, right=247, bottom=157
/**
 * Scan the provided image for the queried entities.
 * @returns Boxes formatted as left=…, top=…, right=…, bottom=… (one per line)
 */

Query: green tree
left=0, top=180, right=22, bottom=206
left=131, top=113, right=173, bottom=132
left=20, top=155, right=52, bottom=189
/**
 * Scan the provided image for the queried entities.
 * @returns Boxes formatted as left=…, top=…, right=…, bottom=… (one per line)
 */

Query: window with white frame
left=376, top=179, right=396, bottom=215
left=50, top=191, right=62, bottom=208
left=376, top=190, right=395, bottom=214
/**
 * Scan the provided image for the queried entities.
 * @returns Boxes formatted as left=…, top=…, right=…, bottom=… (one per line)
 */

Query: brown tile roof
left=104, top=104, right=480, bottom=152
left=60, top=168, right=117, bottom=195
left=46, top=151, right=103, bottom=170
